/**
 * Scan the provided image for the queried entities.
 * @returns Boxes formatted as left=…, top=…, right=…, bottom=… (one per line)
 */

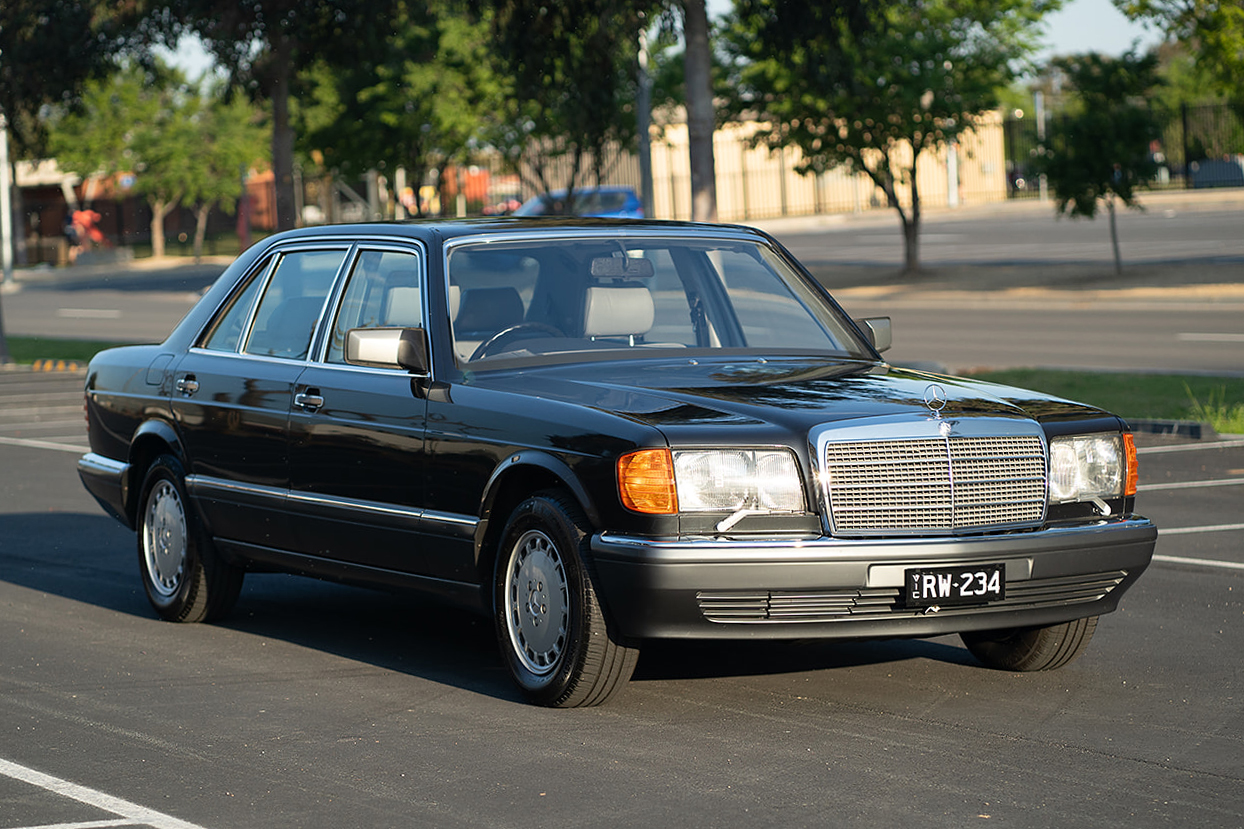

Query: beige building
left=646, top=111, right=1010, bottom=222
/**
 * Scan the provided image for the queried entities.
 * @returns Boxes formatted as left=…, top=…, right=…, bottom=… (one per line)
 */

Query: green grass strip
left=968, top=369, right=1244, bottom=434
left=3, top=337, right=140, bottom=366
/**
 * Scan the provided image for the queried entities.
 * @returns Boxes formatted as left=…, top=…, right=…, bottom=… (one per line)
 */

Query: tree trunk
left=269, top=33, right=298, bottom=231
left=904, top=156, right=922, bottom=274
left=193, top=204, right=211, bottom=263
left=1107, top=195, right=1122, bottom=275
left=149, top=197, right=178, bottom=259
left=683, top=0, right=717, bottom=223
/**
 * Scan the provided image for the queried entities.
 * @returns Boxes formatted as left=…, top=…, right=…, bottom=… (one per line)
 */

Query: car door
left=170, top=244, right=349, bottom=552
left=286, top=246, right=467, bottom=581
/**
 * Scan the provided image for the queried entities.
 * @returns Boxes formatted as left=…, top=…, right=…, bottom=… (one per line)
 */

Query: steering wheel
left=471, top=323, right=565, bottom=360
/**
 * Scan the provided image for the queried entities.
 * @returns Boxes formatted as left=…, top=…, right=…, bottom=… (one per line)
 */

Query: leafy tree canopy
left=1116, top=0, right=1244, bottom=107
left=722, top=0, right=1062, bottom=273
left=0, top=0, right=167, bottom=158
left=298, top=0, right=501, bottom=212
left=480, top=0, right=665, bottom=202
left=1039, top=50, right=1162, bottom=218
left=1036, top=50, right=1162, bottom=272
left=48, top=60, right=266, bottom=258
left=164, top=0, right=399, bottom=229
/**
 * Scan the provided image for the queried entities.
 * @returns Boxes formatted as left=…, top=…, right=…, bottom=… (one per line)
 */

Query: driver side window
left=326, top=249, right=423, bottom=364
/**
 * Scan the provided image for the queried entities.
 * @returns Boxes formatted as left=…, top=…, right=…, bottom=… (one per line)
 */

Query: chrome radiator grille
left=823, top=434, right=1047, bottom=534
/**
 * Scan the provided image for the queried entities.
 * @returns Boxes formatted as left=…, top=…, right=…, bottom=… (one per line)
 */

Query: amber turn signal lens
left=618, top=448, right=678, bottom=514
left=1124, top=433, right=1138, bottom=496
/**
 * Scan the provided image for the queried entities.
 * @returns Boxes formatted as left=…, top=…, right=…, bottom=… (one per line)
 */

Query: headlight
left=1048, top=434, right=1132, bottom=503
left=617, top=448, right=804, bottom=515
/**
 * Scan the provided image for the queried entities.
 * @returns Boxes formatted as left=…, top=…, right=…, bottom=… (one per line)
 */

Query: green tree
left=169, top=0, right=398, bottom=230
left=1116, top=0, right=1244, bottom=107
left=722, top=0, right=1060, bottom=273
left=482, top=0, right=664, bottom=209
left=50, top=62, right=201, bottom=258
left=0, top=1, right=162, bottom=159
left=184, top=89, right=269, bottom=260
left=1, top=1, right=162, bottom=363
left=1037, top=51, right=1162, bottom=274
left=298, top=1, right=499, bottom=216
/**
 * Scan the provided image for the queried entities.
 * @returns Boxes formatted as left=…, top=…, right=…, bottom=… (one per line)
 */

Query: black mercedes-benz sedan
left=78, top=219, right=1156, bottom=707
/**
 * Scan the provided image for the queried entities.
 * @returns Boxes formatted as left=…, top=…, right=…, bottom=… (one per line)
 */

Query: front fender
left=479, top=449, right=601, bottom=531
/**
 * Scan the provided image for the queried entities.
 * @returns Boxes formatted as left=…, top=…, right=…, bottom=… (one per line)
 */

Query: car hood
left=473, top=357, right=1106, bottom=437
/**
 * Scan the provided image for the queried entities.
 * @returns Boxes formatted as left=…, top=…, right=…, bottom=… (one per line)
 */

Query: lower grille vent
left=697, top=570, right=1126, bottom=624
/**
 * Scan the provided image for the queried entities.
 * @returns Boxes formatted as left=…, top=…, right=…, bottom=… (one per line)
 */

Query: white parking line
left=1139, top=478, right=1244, bottom=491
left=1159, top=523, right=1244, bottom=536
left=0, top=757, right=208, bottom=829
left=1137, top=439, right=1244, bottom=455
left=0, top=435, right=88, bottom=453
left=1153, top=554, right=1244, bottom=571
left=56, top=308, right=122, bottom=319
left=1177, top=333, right=1244, bottom=343
left=14, top=816, right=133, bottom=821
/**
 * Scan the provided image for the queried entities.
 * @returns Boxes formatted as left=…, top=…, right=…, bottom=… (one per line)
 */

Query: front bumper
left=590, top=518, right=1157, bottom=640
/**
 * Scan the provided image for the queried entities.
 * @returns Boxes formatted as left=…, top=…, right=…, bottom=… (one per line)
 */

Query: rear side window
left=201, top=259, right=269, bottom=352
left=242, top=249, right=347, bottom=360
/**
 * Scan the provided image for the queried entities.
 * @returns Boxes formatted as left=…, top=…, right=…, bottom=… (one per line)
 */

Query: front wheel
left=137, top=454, right=243, bottom=623
left=494, top=490, right=638, bottom=707
left=961, top=616, right=1098, bottom=672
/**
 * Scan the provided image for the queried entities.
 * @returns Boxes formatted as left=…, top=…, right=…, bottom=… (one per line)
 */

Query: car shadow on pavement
left=633, top=636, right=979, bottom=683
left=2, top=510, right=982, bottom=704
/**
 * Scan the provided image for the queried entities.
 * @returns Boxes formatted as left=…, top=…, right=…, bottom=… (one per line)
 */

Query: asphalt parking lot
left=1, top=369, right=1241, bottom=828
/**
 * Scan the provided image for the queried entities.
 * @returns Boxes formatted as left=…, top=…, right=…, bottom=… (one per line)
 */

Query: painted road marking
left=0, top=435, right=88, bottom=453
left=1153, top=554, right=1244, bottom=571
left=1159, top=523, right=1244, bottom=536
left=0, top=757, right=208, bottom=829
left=1139, top=477, right=1244, bottom=491
left=1137, top=439, right=1244, bottom=455
left=1177, top=333, right=1244, bottom=343
left=55, top=308, right=122, bottom=319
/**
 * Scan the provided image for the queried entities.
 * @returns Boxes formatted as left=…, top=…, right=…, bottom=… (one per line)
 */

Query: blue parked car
left=512, top=185, right=644, bottom=218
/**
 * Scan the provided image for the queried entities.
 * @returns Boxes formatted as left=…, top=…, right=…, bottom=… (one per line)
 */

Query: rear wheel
left=961, top=616, right=1098, bottom=672
left=494, top=490, right=638, bottom=707
left=137, top=455, right=242, bottom=623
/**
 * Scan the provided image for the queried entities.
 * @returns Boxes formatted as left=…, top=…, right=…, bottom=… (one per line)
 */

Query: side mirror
left=855, top=316, right=892, bottom=353
left=345, top=327, right=430, bottom=373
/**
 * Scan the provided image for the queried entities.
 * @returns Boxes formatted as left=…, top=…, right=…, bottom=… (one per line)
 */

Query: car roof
left=252, top=217, right=768, bottom=246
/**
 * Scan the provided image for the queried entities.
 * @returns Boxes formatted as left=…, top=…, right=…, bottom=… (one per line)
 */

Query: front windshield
left=445, top=233, right=871, bottom=366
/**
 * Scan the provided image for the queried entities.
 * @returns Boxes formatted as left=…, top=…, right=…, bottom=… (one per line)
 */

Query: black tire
left=961, top=615, right=1098, bottom=672
left=493, top=490, right=638, bottom=707
left=136, top=454, right=243, bottom=623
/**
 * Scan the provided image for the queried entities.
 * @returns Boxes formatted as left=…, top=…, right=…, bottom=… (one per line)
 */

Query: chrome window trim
left=311, top=240, right=429, bottom=365
left=230, top=243, right=354, bottom=359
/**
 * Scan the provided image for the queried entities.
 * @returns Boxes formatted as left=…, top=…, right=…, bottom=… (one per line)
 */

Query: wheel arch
left=124, top=419, right=186, bottom=525
left=474, top=450, right=599, bottom=609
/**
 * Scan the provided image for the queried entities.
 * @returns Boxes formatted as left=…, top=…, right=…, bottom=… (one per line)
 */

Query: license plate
left=906, top=563, right=1006, bottom=608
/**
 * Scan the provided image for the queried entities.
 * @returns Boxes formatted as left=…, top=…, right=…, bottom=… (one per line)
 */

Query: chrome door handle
left=176, top=376, right=199, bottom=395
left=294, top=391, right=325, bottom=411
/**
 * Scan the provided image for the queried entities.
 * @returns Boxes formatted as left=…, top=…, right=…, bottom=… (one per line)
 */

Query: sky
left=165, top=0, right=1166, bottom=81
left=1037, top=0, right=1164, bottom=59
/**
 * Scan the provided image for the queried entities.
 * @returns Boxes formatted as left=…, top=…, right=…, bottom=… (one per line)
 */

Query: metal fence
left=1001, top=101, right=1244, bottom=196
